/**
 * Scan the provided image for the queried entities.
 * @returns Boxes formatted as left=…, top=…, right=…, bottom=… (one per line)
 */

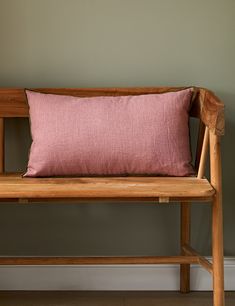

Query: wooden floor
left=0, top=291, right=234, bottom=306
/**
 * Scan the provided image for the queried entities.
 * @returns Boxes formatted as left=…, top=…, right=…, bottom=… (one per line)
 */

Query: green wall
left=0, top=0, right=234, bottom=256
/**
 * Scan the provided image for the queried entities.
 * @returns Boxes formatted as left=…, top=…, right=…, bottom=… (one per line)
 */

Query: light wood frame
left=0, top=87, right=225, bottom=306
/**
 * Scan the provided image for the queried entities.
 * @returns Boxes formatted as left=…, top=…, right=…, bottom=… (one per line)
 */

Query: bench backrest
left=0, top=87, right=224, bottom=175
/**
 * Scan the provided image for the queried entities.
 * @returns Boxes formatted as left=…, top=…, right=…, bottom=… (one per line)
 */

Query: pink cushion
left=24, top=89, right=194, bottom=177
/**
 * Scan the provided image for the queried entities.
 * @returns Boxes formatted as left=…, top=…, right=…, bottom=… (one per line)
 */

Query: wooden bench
left=0, top=87, right=225, bottom=306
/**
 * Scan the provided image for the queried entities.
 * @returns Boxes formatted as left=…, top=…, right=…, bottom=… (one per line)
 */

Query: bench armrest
left=191, top=88, right=225, bottom=136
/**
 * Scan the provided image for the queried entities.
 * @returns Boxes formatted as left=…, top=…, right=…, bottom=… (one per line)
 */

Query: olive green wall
left=0, top=0, right=234, bottom=256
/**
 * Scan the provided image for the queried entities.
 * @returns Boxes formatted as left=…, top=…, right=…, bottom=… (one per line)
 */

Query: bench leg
left=212, top=195, right=225, bottom=306
left=210, top=132, right=225, bottom=306
left=180, top=202, right=190, bottom=293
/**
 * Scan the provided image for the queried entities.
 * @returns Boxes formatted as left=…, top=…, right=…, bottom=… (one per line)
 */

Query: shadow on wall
left=5, top=118, right=31, bottom=172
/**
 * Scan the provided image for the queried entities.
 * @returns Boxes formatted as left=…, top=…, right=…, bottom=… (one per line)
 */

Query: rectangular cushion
left=24, top=89, right=194, bottom=177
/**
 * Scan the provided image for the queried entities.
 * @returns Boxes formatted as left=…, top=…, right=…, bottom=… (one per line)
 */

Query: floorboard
left=0, top=291, right=234, bottom=306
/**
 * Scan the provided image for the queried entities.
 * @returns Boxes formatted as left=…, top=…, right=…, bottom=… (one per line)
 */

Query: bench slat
left=0, top=174, right=214, bottom=200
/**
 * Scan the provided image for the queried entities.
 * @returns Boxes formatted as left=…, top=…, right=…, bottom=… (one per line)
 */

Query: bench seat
left=0, top=174, right=214, bottom=201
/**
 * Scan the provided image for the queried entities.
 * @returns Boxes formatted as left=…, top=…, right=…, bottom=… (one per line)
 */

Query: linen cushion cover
left=24, top=89, right=194, bottom=177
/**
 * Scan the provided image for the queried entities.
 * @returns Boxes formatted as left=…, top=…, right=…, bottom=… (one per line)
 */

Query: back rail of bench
left=0, top=87, right=224, bottom=132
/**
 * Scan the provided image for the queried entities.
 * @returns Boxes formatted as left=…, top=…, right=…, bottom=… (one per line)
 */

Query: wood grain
left=0, top=87, right=224, bottom=135
left=191, top=89, right=225, bottom=135
left=197, top=126, right=209, bottom=179
left=0, top=175, right=215, bottom=200
left=210, top=132, right=225, bottom=306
